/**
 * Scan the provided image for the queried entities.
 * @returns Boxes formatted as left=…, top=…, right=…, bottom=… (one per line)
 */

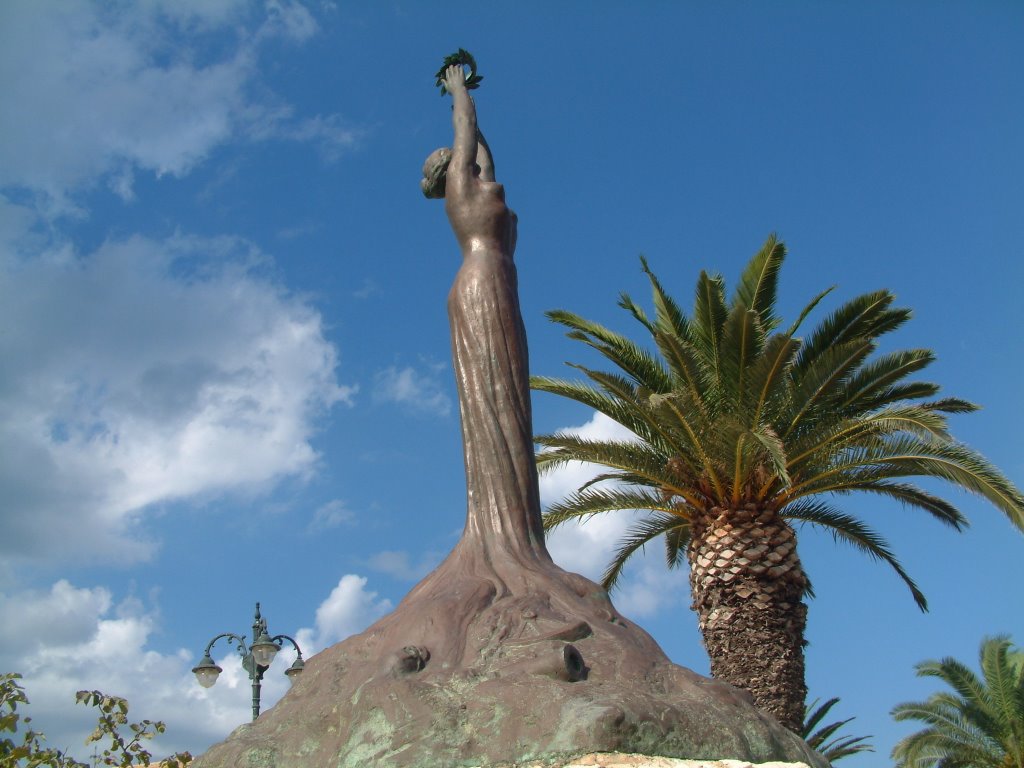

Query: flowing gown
left=446, top=198, right=550, bottom=565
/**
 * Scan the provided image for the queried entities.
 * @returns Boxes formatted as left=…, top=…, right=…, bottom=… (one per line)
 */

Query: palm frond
left=651, top=328, right=708, bottom=404
left=747, top=334, right=800, bottom=427
left=794, top=290, right=906, bottom=376
left=803, top=696, right=841, bottom=737
left=691, top=269, right=728, bottom=379
left=617, top=290, right=656, bottom=335
left=893, top=722, right=999, bottom=768
left=852, top=405, right=954, bottom=440
left=915, top=659, right=992, bottom=719
left=785, top=406, right=959, bottom=479
left=785, top=339, right=876, bottom=438
left=640, top=254, right=692, bottom=341
left=844, top=481, right=967, bottom=529
left=719, top=304, right=765, bottom=412
left=733, top=234, right=786, bottom=332
left=542, top=487, right=678, bottom=530
left=664, top=516, right=690, bottom=569
left=569, top=365, right=651, bottom=410
left=533, top=433, right=707, bottom=508
left=529, top=376, right=661, bottom=445
left=783, top=498, right=928, bottom=609
left=892, top=702, right=992, bottom=746
left=851, top=381, right=943, bottom=413
left=785, top=435, right=1024, bottom=531
left=545, top=308, right=672, bottom=391
left=601, top=512, right=691, bottom=591
left=923, top=398, right=980, bottom=414
left=577, top=470, right=641, bottom=492
left=786, top=285, right=836, bottom=336
left=891, top=638, right=1023, bottom=768
left=530, top=374, right=634, bottom=413
left=802, top=697, right=875, bottom=763
left=534, top=434, right=664, bottom=474
left=979, top=637, right=1021, bottom=736
left=749, top=426, right=791, bottom=489
left=839, top=349, right=937, bottom=410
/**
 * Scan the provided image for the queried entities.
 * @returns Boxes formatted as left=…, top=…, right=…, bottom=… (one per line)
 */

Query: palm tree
left=891, top=636, right=1024, bottom=768
left=531, top=235, right=1024, bottom=731
left=802, top=696, right=874, bottom=764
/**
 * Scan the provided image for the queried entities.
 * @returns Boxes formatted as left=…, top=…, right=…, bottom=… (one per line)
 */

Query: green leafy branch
left=434, top=48, right=483, bottom=95
left=76, top=690, right=190, bottom=768
left=2, top=672, right=71, bottom=768
left=1, top=673, right=192, bottom=768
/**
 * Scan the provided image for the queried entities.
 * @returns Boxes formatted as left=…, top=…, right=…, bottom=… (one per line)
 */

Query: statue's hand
left=443, top=63, right=467, bottom=95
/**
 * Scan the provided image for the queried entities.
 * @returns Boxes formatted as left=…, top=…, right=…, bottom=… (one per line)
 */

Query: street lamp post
left=191, top=603, right=305, bottom=721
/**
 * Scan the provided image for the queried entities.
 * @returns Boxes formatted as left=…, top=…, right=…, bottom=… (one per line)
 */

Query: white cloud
left=541, top=411, right=642, bottom=583
left=244, top=107, right=361, bottom=164
left=537, top=411, right=637, bottom=510
left=612, top=558, right=690, bottom=620
left=0, top=3, right=381, bottom=754
left=0, top=1, right=243, bottom=202
left=135, top=0, right=252, bottom=28
left=259, top=0, right=319, bottom=42
left=351, top=277, right=379, bottom=299
left=294, top=575, right=392, bottom=655
left=0, top=0, right=351, bottom=212
left=365, top=550, right=442, bottom=582
left=279, top=115, right=360, bottom=161
left=0, top=574, right=392, bottom=761
left=306, top=499, right=355, bottom=533
left=0, top=581, right=113, bottom=652
left=373, top=363, right=453, bottom=416
left=0, top=196, right=38, bottom=251
left=545, top=510, right=636, bottom=581
left=0, top=233, right=354, bottom=566
left=539, top=411, right=689, bottom=620
left=0, top=583, right=241, bottom=760
left=0, top=3, right=362, bottom=570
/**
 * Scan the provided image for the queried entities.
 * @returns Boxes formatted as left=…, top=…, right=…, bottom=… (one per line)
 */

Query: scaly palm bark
left=688, top=504, right=809, bottom=727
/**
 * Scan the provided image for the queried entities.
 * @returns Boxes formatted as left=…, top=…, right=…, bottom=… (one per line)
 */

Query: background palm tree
left=891, top=636, right=1024, bottom=768
left=802, top=696, right=874, bottom=764
left=532, top=235, right=1024, bottom=730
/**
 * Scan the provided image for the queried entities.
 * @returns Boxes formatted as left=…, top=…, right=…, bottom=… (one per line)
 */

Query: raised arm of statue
left=475, top=127, right=495, bottom=183
left=442, top=64, right=496, bottom=190
left=445, top=65, right=476, bottom=183
left=423, top=63, right=514, bottom=256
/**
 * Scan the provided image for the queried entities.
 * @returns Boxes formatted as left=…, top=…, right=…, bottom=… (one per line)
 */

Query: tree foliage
left=532, top=234, right=1024, bottom=727
left=533, top=235, right=1024, bottom=603
left=891, top=636, right=1024, bottom=768
left=0, top=673, right=192, bottom=768
left=802, top=696, right=874, bottom=764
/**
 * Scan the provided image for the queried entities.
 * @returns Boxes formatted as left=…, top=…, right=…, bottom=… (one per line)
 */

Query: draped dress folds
left=446, top=198, right=551, bottom=568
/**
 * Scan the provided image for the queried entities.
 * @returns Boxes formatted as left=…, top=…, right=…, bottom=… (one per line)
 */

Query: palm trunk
left=687, top=503, right=809, bottom=732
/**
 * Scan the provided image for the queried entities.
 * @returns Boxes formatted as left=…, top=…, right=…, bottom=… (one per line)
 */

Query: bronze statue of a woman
left=421, top=63, right=547, bottom=560
left=191, top=58, right=827, bottom=768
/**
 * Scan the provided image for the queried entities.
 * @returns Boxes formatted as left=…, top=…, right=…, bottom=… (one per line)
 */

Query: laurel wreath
left=434, top=49, right=483, bottom=95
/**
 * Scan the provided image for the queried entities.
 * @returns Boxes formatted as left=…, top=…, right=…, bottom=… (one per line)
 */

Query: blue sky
left=1, top=1, right=1022, bottom=764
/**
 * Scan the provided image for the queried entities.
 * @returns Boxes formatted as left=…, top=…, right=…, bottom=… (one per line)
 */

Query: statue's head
left=421, top=147, right=452, bottom=199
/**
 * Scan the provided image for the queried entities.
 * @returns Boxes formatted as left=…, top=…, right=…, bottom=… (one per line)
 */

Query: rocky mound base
left=193, top=540, right=826, bottom=768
